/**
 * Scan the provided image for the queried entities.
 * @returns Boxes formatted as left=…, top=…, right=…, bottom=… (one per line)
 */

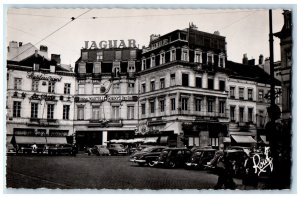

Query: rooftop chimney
left=51, top=54, right=61, bottom=64
left=150, top=34, right=160, bottom=42
left=248, top=59, right=255, bottom=65
left=34, top=50, right=38, bottom=57
left=214, top=31, right=220, bottom=36
left=19, top=42, right=23, bottom=47
left=40, top=45, right=48, bottom=52
left=259, top=54, right=264, bottom=65
left=242, top=53, right=248, bottom=65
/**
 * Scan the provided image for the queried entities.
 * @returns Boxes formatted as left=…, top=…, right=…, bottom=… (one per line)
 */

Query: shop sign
left=83, top=39, right=137, bottom=49
left=75, top=95, right=138, bottom=102
left=27, top=72, right=62, bottom=82
left=30, top=93, right=56, bottom=101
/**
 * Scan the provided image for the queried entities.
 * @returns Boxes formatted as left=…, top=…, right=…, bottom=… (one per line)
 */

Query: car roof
left=225, top=149, right=246, bottom=153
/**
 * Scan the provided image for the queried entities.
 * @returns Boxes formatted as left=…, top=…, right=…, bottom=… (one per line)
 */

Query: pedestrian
left=242, top=152, right=259, bottom=189
left=31, top=143, right=37, bottom=153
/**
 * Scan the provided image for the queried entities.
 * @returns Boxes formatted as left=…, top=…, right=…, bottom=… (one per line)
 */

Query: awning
left=223, top=137, right=231, bottom=143
left=15, top=136, right=47, bottom=144
left=231, top=135, right=256, bottom=143
left=46, top=137, right=67, bottom=145
left=133, top=138, right=145, bottom=143
left=144, top=137, right=158, bottom=143
left=260, top=135, right=269, bottom=144
left=159, top=136, right=169, bottom=144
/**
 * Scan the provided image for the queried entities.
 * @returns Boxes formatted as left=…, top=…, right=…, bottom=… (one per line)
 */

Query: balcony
left=27, top=118, right=59, bottom=127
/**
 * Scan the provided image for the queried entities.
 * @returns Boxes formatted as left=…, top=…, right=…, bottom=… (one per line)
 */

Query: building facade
left=73, top=47, right=141, bottom=150
left=6, top=43, right=75, bottom=146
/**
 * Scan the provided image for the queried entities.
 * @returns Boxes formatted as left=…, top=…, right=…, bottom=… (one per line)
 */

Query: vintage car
left=186, top=148, right=216, bottom=169
left=90, top=145, right=110, bottom=156
left=107, top=144, right=127, bottom=155
left=48, top=144, right=74, bottom=155
left=129, top=146, right=167, bottom=167
left=154, top=148, right=192, bottom=168
left=227, top=146, right=251, bottom=156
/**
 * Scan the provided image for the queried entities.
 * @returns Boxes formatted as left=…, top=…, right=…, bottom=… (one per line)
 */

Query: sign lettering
left=27, top=72, right=62, bottom=82
left=83, top=39, right=137, bottom=49
left=252, top=147, right=273, bottom=176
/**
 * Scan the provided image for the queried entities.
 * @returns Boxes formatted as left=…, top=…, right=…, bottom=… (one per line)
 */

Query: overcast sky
left=6, top=8, right=286, bottom=66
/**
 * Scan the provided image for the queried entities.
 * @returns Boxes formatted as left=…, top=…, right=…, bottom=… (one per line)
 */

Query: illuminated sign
left=27, top=72, right=62, bottom=82
left=83, top=39, right=137, bottom=49
left=75, top=95, right=138, bottom=103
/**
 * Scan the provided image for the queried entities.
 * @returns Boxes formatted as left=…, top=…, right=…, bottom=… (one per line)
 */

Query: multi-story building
left=6, top=42, right=75, bottom=146
left=137, top=25, right=229, bottom=147
left=73, top=47, right=141, bottom=150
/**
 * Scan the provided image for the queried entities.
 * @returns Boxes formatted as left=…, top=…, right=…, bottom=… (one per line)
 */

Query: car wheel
left=168, top=161, right=176, bottom=168
left=148, top=161, right=155, bottom=167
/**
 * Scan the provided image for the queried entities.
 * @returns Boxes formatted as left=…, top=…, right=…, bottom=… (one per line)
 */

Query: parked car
left=48, top=144, right=74, bottom=155
left=227, top=146, right=251, bottom=156
left=154, top=148, right=192, bottom=168
left=107, top=144, right=128, bottom=155
left=129, top=146, right=167, bottom=167
left=186, top=148, right=216, bottom=169
left=91, top=145, right=110, bottom=156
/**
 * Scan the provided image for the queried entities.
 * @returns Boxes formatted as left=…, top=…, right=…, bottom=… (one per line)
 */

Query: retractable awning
left=159, top=136, right=169, bottom=144
left=231, top=135, right=256, bottom=143
left=15, top=136, right=47, bottom=144
left=223, top=137, right=231, bottom=143
left=46, top=137, right=67, bottom=145
left=260, top=135, right=269, bottom=144
left=144, top=137, right=158, bottom=143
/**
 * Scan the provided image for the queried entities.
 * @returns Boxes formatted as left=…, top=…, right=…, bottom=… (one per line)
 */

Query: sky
left=6, top=8, right=286, bottom=67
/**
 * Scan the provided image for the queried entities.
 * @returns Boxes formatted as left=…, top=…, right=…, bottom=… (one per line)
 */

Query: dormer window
left=78, top=62, right=86, bottom=74
left=93, top=62, right=101, bottom=74
left=96, top=51, right=103, bottom=61
left=82, top=52, right=88, bottom=61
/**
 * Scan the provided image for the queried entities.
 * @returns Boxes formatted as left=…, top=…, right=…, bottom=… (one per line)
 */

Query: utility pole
left=269, top=9, right=276, bottom=120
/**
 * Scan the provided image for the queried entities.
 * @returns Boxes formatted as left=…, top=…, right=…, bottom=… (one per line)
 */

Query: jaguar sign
left=83, top=39, right=137, bottom=49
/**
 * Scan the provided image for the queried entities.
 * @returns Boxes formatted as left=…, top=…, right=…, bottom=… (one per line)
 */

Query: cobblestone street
left=6, top=154, right=245, bottom=190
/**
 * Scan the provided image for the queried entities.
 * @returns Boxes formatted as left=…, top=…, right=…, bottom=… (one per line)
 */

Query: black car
left=154, top=148, right=192, bottom=168
left=186, top=148, right=216, bottom=169
left=129, top=146, right=167, bottom=167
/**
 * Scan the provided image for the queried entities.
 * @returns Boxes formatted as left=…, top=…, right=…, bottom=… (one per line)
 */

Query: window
left=91, top=106, right=100, bottom=120
left=48, top=82, right=55, bottom=93
left=63, top=105, right=70, bottom=120
left=239, top=107, right=244, bottom=122
left=196, top=77, right=202, bottom=88
left=64, top=83, right=71, bottom=94
left=141, top=83, right=146, bottom=93
left=130, top=50, right=136, bottom=59
left=207, top=99, right=214, bottom=112
left=182, top=49, right=188, bottom=61
left=160, top=100, right=165, bottom=112
left=160, top=78, right=165, bottom=89
left=94, top=62, right=101, bottom=73
left=195, top=51, right=202, bottom=63
left=13, top=101, right=21, bottom=117
left=77, top=106, right=84, bottom=120
left=171, top=49, right=176, bottom=61
left=128, top=61, right=135, bottom=72
left=151, top=56, right=156, bottom=67
left=112, top=106, right=120, bottom=120
left=142, top=59, right=146, bottom=70
left=128, top=83, right=135, bottom=94
left=113, top=84, right=120, bottom=94
left=171, top=98, right=176, bottom=111
left=195, top=98, right=202, bottom=112
left=181, top=98, right=189, bottom=111
left=33, top=63, right=39, bottom=71
left=82, top=52, right=88, bottom=60
left=78, top=84, right=85, bottom=95
left=31, top=103, right=38, bottom=118
left=127, top=106, right=134, bottom=119
left=96, top=51, right=103, bottom=61
left=141, top=103, right=146, bottom=115
left=32, top=80, right=39, bottom=91
left=93, top=84, right=101, bottom=94
left=115, top=51, right=122, bottom=60
left=248, top=108, right=253, bottom=122
left=219, top=101, right=225, bottom=114
left=207, top=53, right=213, bottom=65
left=239, top=87, right=244, bottom=99
left=47, top=104, right=54, bottom=119
left=150, top=81, right=155, bottom=91
left=210, top=138, right=219, bottom=147
left=248, top=89, right=253, bottom=100
left=219, top=80, right=225, bottom=91
left=208, top=78, right=214, bottom=90
left=230, top=87, right=235, bottom=98
left=182, top=73, right=189, bottom=87
left=160, top=53, right=165, bottom=64
left=170, top=73, right=176, bottom=86
left=188, top=137, right=200, bottom=147
left=14, top=78, right=22, bottom=90
left=219, top=55, right=225, bottom=68
left=258, top=110, right=264, bottom=127
left=78, top=62, right=86, bottom=73
left=230, top=106, right=235, bottom=121
left=258, top=90, right=264, bottom=102
left=150, top=101, right=155, bottom=113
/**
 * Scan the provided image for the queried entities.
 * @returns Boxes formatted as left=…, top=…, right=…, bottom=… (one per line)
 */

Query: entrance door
left=76, top=131, right=103, bottom=151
